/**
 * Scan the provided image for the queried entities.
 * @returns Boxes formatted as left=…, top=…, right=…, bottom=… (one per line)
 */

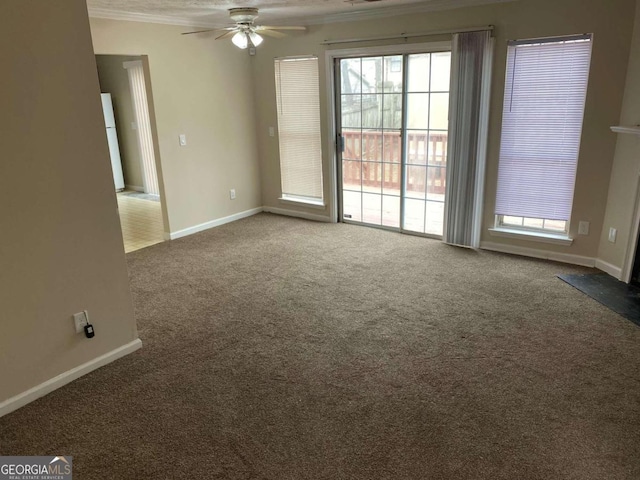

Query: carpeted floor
left=2, top=213, right=640, bottom=479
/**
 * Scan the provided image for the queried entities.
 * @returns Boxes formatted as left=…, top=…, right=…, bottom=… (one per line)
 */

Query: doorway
left=336, top=48, right=451, bottom=237
left=95, top=54, right=166, bottom=253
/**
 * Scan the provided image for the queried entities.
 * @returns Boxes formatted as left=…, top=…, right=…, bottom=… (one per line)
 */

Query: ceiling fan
left=182, top=8, right=306, bottom=49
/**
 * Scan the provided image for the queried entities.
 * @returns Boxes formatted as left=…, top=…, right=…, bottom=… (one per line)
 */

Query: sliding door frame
left=325, top=41, right=451, bottom=233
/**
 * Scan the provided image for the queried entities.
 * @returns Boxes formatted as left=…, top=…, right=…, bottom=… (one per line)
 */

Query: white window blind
left=495, top=35, right=592, bottom=221
left=274, top=56, right=323, bottom=202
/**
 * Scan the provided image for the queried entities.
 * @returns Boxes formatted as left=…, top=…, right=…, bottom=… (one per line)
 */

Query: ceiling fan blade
left=216, top=29, right=239, bottom=40
left=181, top=26, right=236, bottom=36
left=257, top=29, right=287, bottom=38
left=257, top=26, right=307, bottom=31
left=181, top=29, right=216, bottom=36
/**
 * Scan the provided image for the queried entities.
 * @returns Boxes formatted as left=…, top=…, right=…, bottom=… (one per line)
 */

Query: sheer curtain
left=443, top=30, right=494, bottom=247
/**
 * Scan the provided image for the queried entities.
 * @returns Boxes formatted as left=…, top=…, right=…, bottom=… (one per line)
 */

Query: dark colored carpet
left=558, top=273, right=640, bottom=327
left=2, top=213, right=640, bottom=479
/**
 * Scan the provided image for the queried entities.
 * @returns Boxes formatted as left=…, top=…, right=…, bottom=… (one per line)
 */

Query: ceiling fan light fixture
left=249, top=32, right=264, bottom=47
left=232, top=31, right=249, bottom=49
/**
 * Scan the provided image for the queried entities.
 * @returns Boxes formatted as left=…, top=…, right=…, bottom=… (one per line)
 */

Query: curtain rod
left=321, top=25, right=494, bottom=46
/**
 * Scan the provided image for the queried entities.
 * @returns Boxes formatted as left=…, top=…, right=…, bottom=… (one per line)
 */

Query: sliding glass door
left=339, top=55, right=403, bottom=227
left=337, top=51, right=451, bottom=237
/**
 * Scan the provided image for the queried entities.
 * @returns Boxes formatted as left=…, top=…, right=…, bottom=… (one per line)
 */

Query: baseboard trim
left=480, top=241, right=596, bottom=268
left=595, top=258, right=623, bottom=280
left=169, top=207, right=263, bottom=240
left=0, top=339, right=142, bottom=418
left=125, top=185, right=145, bottom=192
left=263, top=206, right=333, bottom=223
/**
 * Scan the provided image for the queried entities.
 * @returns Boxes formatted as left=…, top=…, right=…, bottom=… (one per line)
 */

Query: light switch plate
left=609, top=227, right=617, bottom=243
left=578, top=221, right=589, bottom=235
left=179, top=134, right=187, bottom=146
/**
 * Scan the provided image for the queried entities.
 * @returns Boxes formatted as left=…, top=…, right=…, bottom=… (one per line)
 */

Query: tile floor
left=116, top=192, right=165, bottom=253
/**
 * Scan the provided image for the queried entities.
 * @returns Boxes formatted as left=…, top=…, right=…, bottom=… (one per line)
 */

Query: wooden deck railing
left=342, top=131, right=447, bottom=194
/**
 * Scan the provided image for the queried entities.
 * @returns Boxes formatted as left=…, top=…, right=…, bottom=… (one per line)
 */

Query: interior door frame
left=325, top=41, right=451, bottom=230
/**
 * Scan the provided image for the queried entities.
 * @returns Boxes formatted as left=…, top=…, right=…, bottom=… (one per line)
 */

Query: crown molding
left=87, top=8, right=219, bottom=29
left=295, top=0, right=517, bottom=25
left=88, top=0, right=516, bottom=29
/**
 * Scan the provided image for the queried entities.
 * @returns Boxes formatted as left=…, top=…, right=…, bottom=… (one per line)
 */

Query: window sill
left=488, top=227, right=573, bottom=246
left=278, top=196, right=326, bottom=210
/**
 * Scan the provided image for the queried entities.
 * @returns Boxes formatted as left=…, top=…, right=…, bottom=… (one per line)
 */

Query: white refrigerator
left=101, top=93, right=125, bottom=191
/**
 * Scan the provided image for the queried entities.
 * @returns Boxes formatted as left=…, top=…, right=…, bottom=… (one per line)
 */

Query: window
left=274, top=56, right=323, bottom=205
left=494, top=34, right=592, bottom=236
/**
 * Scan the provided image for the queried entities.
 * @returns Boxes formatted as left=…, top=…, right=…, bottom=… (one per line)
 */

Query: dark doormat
left=558, top=273, right=640, bottom=327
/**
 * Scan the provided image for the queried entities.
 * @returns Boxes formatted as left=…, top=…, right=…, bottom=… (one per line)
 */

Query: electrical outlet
left=608, top=227, right=617, bottom=243
left=73, top=310, right=89, bottom=334
left=578, top=221, right=589, bottom=235
left=269, top=127, right=275, bottom=137
left=230, top=189, right=236, bottom=200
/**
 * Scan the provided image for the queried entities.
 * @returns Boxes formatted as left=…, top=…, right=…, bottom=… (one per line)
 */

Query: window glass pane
left=383, top=94, right=403, bottom=129
left=361, top=57, right=382, bottom=93
left=362, top=193, right=382, bottom=225
left=408, top=53, right=431, bottom=92
left=502, top=216, right=524, bottom=226
left=407, top=131, right=428, bottom=165
left=362, top=130, right=382, bottom=162
left=523, top=217, right=544, bottom=229
left=384, top=56, right=403, bottom=93
left=343, top=190, right=362, bottom=222
left=407, top=93, right=430, bottom=129
left=340, top=58, right=361, bottom=94
left=544, top=219, right=567, bottom=232
left=499, top=215, right=568, bottom=233
left=382, top=195, right=400, bottom=228
left=425, top=201, right=444, bottom=236
left=429, top=93, right=449, bottom=130
left=341, top=95, right=361, bottom=128
left=383, top=163, right=400, bottom=195
left=430, top=52, right=451, bottom=91
left=382, top=131, right=401, bottom=163
left=404, top=198, right=425, bottom=232
left=427, top=167, right=446, bottom=201
left=342, top=160, right=361, bottom=191
left=362, top=94, right=382, bottom=129
left=405, top=165, right=427, bottom=199
left=428, top=132, right=448, bottom=166
left=342, top=129, right=361, bottom=160
left=362, top=162, right=382, bottom=193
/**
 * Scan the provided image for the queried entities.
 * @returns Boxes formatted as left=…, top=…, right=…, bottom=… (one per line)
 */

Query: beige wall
left=598, top=0, right=640, bottom=271
left=90, top=19, right=262, bottom=234
left=0, top=0, right=137, bottom=403
left=251, top=0, right=635, bottom=259
left=96, top=54, right=145, bottom=189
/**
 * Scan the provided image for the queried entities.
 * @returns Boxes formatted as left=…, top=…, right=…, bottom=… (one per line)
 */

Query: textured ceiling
left=86, top=0, right=511, bottom=27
